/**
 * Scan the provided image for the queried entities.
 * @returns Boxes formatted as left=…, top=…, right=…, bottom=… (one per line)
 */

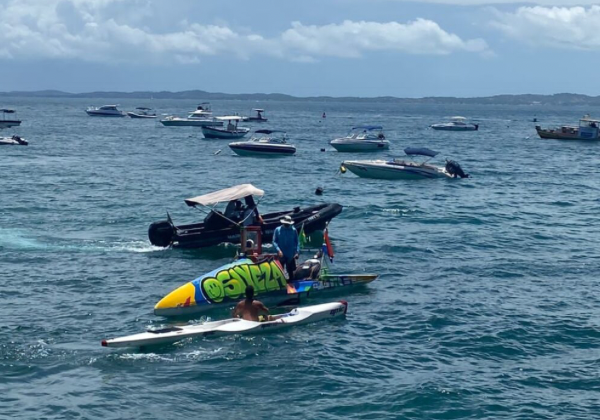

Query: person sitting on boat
left=224, top=199, right=242, bottom=221
left=293, top=250, right=322, bottom=280
left=241, top=196, right=264, bottom=226
left=273, top=215, right=300, bottom=280
left=233, top=285, right=270, bottom=321
left=227, top=121, right=236, bottom=131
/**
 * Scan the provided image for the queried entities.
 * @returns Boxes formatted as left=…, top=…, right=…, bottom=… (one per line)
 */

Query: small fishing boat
left=341, top=147, right=469, bottom=180
left=102, top=301, right=347, bottom=348
left=201, top=116, right=250, bottom=139
left=536, top=115, right=600, bottom=140
left=0, top=109, right=21, bottom=128
left=243, top=108, right=268, bottom=122
left=330, top=126, right=389, bottom=152
left=148, top=184, right=343, bottom=248
left=127, top=107, right=157, bottom=119
left=431, top=116, right=478, bottom=131
left=229, top=130, right=295, bottom=156
left=0, top=135, right=28, bottom=146
left=85, top=105, right=126, bottom=117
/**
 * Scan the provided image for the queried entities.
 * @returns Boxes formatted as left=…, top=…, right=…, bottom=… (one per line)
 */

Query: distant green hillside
left=0, top=90, right=599, bottom=105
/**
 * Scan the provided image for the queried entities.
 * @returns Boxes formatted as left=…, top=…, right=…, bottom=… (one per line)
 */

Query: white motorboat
left=242, top=108, right=268, bottom=122
left=0, top=135, right=27, bottom=146
left=229, top=130, right=295, bottom=156
left=85, top=105, right=126, bottom=117
left=330, top=126, right=389, bottom=152
left=341, top=147, right=469, bottom=180
left=160, top=102, right=222, bottom=127
left=127, top=107, right=156, bottom=119
left=101, top=301, right=348, bottom=348
left=430, top=116, right=478, bottom=131
left=0, top=109, right=21, bottom=128
left=202, top=116, right=250, bottom=139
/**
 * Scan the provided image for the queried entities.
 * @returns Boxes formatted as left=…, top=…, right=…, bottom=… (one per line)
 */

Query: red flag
left=324, top=228, right=334, bottom=261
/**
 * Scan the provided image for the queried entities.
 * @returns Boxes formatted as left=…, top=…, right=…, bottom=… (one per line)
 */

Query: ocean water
left=2, top=97, right=600, bottom=419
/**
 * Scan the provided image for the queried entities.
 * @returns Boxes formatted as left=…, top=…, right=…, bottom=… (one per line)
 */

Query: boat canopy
left=0, top=109, right=15, bottom=113
left=185, top=184, right=265, bottom=207
left=216, top=116, right=243, bottom=121
left=136, top=107, right=152, bottom=110
left=100, top=105, right=119, bottom=109
left=404, top=147, right=439, bottom=157
left=253, top=109, right=265, bottom=112
left=352, top=125, right=383, bottom=131
left=255, top=129, right=285, bottom=134
left=450, top=116, right=467, bottom=121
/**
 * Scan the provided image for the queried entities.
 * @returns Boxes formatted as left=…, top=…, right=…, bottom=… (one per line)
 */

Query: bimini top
left=404, top=147, right=439, bottom=157
left=450, top=116, right=467, bottom=121
left=253, top=109, right=265, bottom=112
left=255, top=129, right=285, bottom=134
left=0, top=109, right=15, bottom=113
left=352, top=125, right=383, bottom=131
left=185, top=184, right=265, bottom=207
left=99, top=105, right=119, bottom=109
left=216, top=116, right=243, bottom=121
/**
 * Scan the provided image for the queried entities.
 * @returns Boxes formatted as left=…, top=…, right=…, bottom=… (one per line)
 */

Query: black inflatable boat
left=148, top=184, right=343, bottom=249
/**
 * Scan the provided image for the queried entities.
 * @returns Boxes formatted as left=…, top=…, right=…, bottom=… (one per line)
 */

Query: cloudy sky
left=0, top=0, right=597, bottom=97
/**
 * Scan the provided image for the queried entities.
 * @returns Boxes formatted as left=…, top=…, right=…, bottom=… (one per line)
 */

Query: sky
left=0, top=0, right=598, bottom=97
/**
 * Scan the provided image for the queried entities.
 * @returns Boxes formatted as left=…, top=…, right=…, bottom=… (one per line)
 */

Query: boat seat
left=204, top=210, right=234, bottom=230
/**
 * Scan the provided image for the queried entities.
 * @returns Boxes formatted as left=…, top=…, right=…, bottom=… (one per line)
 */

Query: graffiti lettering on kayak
left=201, top=260, right=287, bottom=303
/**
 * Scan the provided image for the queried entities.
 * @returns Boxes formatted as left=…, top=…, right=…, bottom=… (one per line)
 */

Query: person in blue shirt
left=272, top=215, right=299, bottom=280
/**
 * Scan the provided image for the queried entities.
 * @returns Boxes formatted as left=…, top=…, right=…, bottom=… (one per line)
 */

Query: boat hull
left=85, top=111, right=126, bottom=117
left=202, top=126, right=250, bottom=139
left=0, top=120, right=21, bottom=128
left=229, top=143, right=296, bottom=156
left=535, top=127, right=599, bottom=140
left=127, top=112, right=156, bottom=119
left=160, top=119, right=222, bottom=127
left=0, top=136, right=28, bottom=146
left=103, top=301, right=348, bottom=348
left=330, top=140, right=389, bottom=152
left=431, top=125, right=477, bottom=131
left=343, top=160, right=450, bottom=180
left=153, top=255, right=375, bottom=316
left=148, top=203, right=343, bottom=248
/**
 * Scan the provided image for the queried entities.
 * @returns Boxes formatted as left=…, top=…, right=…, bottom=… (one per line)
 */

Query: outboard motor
left=12, top=135, right=28, bottom=145
left=148, top=220, right=174, bottom=247
left=445, top=160, right=469, bottom=179
left=474, top=124, right=479, bottom=131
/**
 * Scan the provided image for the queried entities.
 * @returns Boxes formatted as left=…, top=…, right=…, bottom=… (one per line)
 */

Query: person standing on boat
left=233, top=285, right=270, bottom=321
left=273, top=215, right=300, bottom=280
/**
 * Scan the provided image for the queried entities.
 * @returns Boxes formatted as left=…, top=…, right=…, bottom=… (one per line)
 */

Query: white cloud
left=0, top=0, right=489, bottom=64
left=492, top=5, right=600, bottom=50
left=375, top=0, right=600, bottom=5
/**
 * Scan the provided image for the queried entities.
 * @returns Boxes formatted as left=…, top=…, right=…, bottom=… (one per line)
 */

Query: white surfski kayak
left=101, top=301, right=348, bottom=348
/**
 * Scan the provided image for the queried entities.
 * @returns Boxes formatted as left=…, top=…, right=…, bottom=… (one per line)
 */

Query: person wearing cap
left=272, top=215, right=300, bottom=280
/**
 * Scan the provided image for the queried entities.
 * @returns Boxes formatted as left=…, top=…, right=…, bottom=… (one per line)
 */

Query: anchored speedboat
left=160, top=103, right=222, bottom=127
left=148, top=184, right=343, bottom=248
left=201, top=116, right=250, bottom=139
left=0, top=135, right=28, bottom=146
left=229, top=130, right=295, bottom=156
left=85, top=105, right=126, bottom=117
left=430, top=116, right=478, bottom=131
left=0, top=109, right=21, bottom=128
left=127, top=107, right=156, bottom=119
left=341, top=147, right=469, bottom=180
left=330, top=126, right=389, bottom=152
left=242, top=108, right=268, bottom=122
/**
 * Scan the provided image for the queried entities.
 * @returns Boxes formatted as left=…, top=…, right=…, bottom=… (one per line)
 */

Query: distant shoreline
left=1, top=89, right=599, bottom=105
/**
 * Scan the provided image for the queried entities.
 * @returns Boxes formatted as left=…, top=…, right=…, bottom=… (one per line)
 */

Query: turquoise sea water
left=2, top=98, right=600, bottom=419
